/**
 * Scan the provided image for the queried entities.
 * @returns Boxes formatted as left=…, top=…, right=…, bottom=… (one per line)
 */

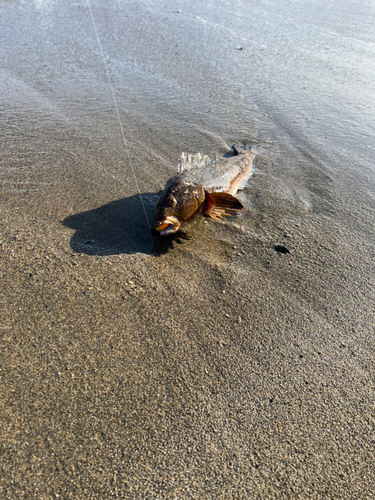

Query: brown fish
left=153, top=144, right=256, bottom=235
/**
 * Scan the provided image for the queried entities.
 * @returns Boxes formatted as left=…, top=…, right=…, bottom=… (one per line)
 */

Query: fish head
left=153, top=179, right=205, bottom=235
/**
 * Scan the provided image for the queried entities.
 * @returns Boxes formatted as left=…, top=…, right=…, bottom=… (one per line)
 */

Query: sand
left=1, top=0, right=375, bottom=498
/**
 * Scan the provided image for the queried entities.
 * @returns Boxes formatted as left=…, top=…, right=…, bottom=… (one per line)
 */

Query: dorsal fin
left=178, top=152, right=212, bottom=173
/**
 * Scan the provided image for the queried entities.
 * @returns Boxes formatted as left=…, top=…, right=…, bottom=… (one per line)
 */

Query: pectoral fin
left=204, top=191, right=244, bottom=221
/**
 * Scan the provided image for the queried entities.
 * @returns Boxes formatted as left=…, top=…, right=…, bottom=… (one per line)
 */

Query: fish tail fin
left=233, top=143, right=257, bottom=156
left=204, top=191, right=244, bottom=220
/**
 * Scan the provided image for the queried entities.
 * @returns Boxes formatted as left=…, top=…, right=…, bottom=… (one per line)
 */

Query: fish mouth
left=153, top=217, right=180, bottom=236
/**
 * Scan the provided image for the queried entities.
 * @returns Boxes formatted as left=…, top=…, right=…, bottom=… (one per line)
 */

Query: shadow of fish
left=153, top=144, right=256, bottom=235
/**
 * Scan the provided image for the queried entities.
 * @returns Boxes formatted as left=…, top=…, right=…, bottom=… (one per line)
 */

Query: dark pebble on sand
left=275, top=245, right=290, bottom=254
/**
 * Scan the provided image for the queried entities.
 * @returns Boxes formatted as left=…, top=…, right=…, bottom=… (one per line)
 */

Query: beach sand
left=1, top=0, right=374, bottom=498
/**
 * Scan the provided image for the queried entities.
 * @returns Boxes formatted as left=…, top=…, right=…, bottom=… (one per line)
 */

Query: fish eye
left=168, top=195, right=177, bottom=207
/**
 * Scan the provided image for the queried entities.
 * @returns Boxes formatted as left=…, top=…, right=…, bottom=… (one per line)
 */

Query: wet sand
left=1, top=0, right=375, bottom=498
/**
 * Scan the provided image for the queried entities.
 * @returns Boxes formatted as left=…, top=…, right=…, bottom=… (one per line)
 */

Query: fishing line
left=85, top=0, right=151, bottom=228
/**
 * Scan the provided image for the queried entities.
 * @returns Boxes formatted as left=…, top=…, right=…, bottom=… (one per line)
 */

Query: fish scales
left=178, top=148, right=255, bottom=195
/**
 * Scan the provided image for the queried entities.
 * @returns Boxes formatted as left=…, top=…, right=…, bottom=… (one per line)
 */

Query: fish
left=153, top=144, right=256, bottom=235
